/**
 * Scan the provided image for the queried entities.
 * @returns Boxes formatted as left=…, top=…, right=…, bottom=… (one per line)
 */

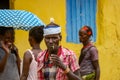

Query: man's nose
left=49, top=38, right=53, bottom=43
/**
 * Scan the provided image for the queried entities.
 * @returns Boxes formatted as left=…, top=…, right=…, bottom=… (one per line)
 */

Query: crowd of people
left=0, top=19, right=100, bottom=80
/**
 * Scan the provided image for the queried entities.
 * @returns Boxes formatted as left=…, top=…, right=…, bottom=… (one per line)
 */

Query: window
left=66, top=0, right=97, bottom=43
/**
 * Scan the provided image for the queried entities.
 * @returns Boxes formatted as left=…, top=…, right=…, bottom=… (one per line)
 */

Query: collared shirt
left=37, top=46, right=80, bottom=80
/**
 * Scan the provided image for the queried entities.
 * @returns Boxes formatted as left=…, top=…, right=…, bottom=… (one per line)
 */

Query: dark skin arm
left=16, top=53, right=21, bottom=76
left=50, top=55, right=82, bottom=80
left=0, top=41, right=10, bottom=72
left=66, top=69, right=82, bottom=80
left=90, top=47, right=100, bottom=80
left=92, top=60, right=100, bottom=80
left=20, top=51, right=32, bottom=80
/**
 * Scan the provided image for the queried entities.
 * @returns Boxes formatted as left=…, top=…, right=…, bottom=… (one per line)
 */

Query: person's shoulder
left=89, top=45, right=97, bottom=51
left=61, top=46, right=75, bottom=55
left=24, top=49, right=31, bottom=54
left=39, top=50, right=46, bottom=54
left=23, top=49, right=32, bottom=58
left=37, top=50, right=47, bottom=58
left=88, top=45, right=98, bottom=54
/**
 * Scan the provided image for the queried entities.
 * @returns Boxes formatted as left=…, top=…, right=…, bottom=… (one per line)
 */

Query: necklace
left=44, top=46, right=62, bottom=68
left=83, top=42, right=92, bottom=49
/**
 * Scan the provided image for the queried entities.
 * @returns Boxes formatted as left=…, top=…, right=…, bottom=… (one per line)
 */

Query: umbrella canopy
left=0, top=10, right=45, bottom=30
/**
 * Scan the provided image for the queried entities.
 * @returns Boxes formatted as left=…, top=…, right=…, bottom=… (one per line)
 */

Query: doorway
left=0, top=0, right=10, bottom=9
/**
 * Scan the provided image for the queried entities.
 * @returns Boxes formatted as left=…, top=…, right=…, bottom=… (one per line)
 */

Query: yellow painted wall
left=96, top=0, right=120, bottom=80
left=13, top=0, right=120, bottom=80
left=14, top=0, right=81, bottom=58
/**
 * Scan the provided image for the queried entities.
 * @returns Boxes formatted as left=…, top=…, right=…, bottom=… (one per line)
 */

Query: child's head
left=0, top=27, right=15, bottom=49
left=5, top=27, right=15, bottom=43
left=79, top=25, right=93, bottom=43
left=29, top=26, right=44, bottom=46
left=0, top=27, right=15, bottom=43
left=0, top=26, right=7, bottom=40
left=80, top=26, right=93, bottom=36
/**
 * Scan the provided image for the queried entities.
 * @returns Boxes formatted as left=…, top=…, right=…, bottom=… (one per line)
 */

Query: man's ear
left=59, top=35, right=62, bottom=41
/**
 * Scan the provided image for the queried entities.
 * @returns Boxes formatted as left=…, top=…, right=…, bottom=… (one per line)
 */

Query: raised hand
left=0, top=40, right=10, bottom=54
left=50, top=54, right=66, bottom=70
left=10, top=44, right=18, bottom=56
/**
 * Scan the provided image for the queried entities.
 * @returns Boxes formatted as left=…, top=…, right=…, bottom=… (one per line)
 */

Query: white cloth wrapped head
left=44, top=18, right=61, bottom=36
left=43, top=25, right=61, bottom=36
